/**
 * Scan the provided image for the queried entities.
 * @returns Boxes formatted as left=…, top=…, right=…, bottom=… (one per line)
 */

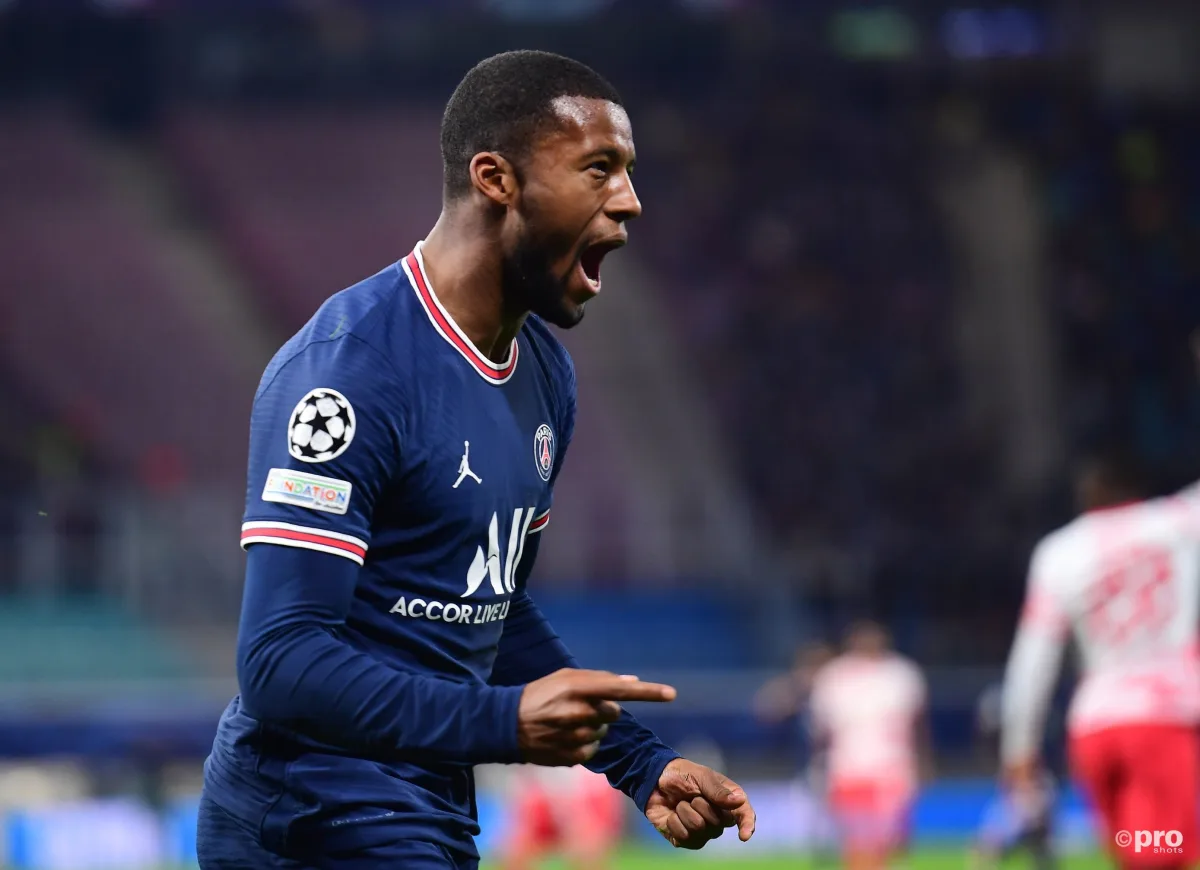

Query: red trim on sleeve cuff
left=240, top=521, right=368, bottom=566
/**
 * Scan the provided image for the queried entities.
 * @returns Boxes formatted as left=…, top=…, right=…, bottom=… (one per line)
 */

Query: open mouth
left=577, top=237, right=625, bottom=293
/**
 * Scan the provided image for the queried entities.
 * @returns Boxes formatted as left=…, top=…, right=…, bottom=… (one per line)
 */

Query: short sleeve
left=905, top=659, right=928, bottom=709
left=1172, top=483, right=1200, bottom=533
left=1018, top=541, right=1069, bottom=637
left=240, top=337, right=404, bottom=566
left=807, top=664, right=833, bottom=728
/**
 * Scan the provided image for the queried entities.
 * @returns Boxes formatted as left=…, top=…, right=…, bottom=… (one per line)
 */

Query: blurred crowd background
left=1, top=0, right=1200, bottom=865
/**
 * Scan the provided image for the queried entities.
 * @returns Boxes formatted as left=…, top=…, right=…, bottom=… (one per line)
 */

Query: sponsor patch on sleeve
left=262, top=468, right=352, bottom=515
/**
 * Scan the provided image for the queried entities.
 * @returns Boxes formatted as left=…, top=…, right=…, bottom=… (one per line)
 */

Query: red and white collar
left=402, top=241, right=519, bottom=386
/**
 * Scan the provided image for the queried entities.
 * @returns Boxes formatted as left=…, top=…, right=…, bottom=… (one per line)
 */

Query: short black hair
left=1076, top=446, right=1149, bottom=501
left=440, top=50, right=623, bottom=200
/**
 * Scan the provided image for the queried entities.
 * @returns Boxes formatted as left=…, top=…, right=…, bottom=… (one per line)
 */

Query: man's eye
left=588, top=162, right=608, bottom=175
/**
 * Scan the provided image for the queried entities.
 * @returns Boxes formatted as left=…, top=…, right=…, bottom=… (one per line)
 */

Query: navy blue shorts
left=196, top=796, right=478, bottom=870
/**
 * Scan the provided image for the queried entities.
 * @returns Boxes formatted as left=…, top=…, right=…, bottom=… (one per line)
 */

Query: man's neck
left=1084, top=497, right=1142, bottom=515
left=420, top=211, right=526, bottom=363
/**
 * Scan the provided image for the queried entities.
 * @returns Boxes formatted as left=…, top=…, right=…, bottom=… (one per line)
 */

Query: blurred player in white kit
left=809, top=622, right=930, bottom=870
left=1001, top=452, right=1200, bottom=870
left=500, top=764, right=623, bottom=870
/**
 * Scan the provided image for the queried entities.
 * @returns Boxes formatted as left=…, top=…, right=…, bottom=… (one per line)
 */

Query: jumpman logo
left=453, top=441, right=483, bottom=489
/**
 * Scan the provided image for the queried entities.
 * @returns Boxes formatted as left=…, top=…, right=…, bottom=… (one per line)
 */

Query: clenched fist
left=645, top=758, right=756, bottom=849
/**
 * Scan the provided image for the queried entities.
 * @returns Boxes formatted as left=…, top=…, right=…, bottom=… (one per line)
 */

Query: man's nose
left=607, top=173, right=642, bottom=223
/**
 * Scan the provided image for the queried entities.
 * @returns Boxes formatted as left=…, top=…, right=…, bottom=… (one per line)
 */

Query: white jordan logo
left=453, top=441, right=483, bottom=489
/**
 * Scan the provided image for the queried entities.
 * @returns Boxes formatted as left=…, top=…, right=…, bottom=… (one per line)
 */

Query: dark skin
left=422, top=96, right=640, bottom=360
left=419, top=96, right=756, bottom=849
left=1074, top=465, right=1141, bottom=514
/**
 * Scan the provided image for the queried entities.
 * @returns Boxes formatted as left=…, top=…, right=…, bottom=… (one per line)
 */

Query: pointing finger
left=571, top=674, right=677, bottom=703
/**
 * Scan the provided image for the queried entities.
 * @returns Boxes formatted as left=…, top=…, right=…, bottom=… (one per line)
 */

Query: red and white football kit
left=810, top=652, right=927, bottom=855
left=1002, top=487, right=1200, bottom=866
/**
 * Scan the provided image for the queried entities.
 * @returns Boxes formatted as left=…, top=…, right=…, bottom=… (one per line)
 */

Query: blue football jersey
left=203, top=243, right=578, bottom=855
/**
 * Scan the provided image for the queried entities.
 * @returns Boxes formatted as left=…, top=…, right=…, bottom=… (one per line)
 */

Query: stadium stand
left=1004, top=89, right=1200, bottom=470
left=0, top=110, right=252, bottom=486
left=165, top=108, right=443, bottom=336
left=0, top=597, right=195, bottom=685
left=637, top=67, right=969, bottom=550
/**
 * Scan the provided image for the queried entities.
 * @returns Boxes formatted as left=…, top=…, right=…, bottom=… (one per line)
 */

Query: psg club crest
left=287, top=388, right=356, bottom=463
left=533, top=423, right=555, bottom=482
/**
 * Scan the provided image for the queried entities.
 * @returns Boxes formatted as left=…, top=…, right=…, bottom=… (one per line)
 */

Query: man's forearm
left=239, top=544, right=524, bottom=763
left=1000, top=625, right=1064, bottom=766
left=492, top=591, right=679, bottom=809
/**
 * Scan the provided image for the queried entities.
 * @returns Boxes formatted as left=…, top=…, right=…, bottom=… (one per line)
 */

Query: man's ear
left=469, top=152, right=519, bottom=207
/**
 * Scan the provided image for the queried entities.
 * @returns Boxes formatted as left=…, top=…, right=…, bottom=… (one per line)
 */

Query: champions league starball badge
left=287, top=388, right=356, bottom=463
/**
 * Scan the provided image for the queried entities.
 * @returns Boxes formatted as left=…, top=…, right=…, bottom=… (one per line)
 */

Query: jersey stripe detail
left=527, top=510, right=550, bottom=534
left=240, top=521, right=368, bottom=565
left=403, top=244, right=519, bottom=386
left=1019, top=588, right=1067, bottom=633
left=242, top=521, right=367, bottom=548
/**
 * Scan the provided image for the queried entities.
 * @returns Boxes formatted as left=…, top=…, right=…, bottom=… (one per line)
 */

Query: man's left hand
left=644, top=758, right=756, bottom=849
